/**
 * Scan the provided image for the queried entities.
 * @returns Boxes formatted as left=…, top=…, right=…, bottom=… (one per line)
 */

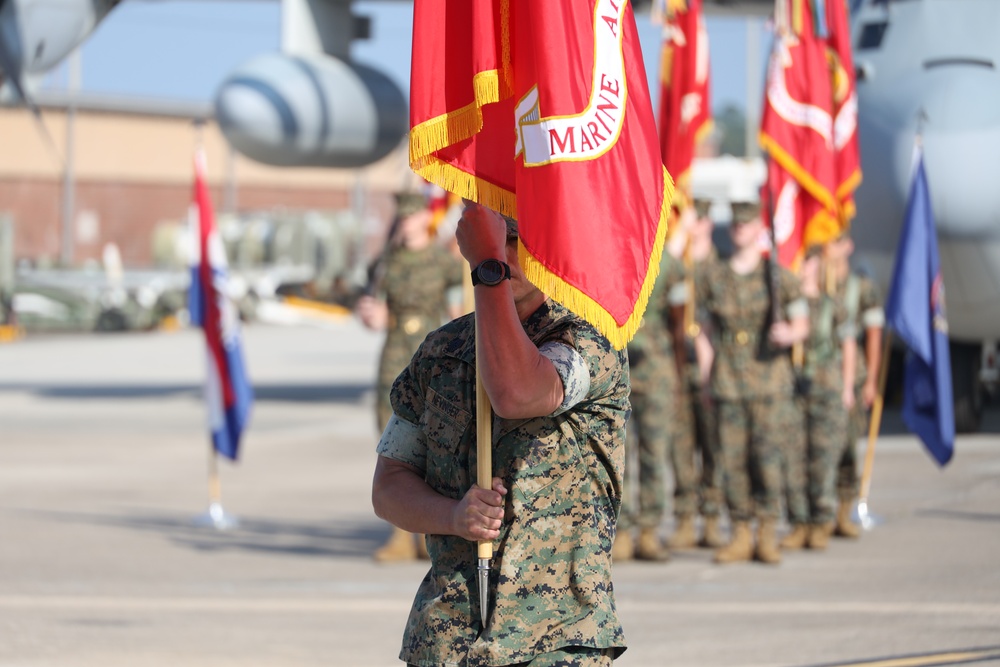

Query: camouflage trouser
left=670, top=383, right=723, bottom=518
left=619, top=385, right=672, bottom=531
left=837, top=387, right=868, bottom=500
left=718, top=396, right=804, bottom=522
left=803, top=392, right=848, bottom=523
left=780, top=396, right=810, bottom=525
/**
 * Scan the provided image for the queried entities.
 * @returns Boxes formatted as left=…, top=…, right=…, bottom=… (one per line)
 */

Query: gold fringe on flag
left=759, top=131, right=838, bottom=213
left=518, top=167, right=675, bottom=350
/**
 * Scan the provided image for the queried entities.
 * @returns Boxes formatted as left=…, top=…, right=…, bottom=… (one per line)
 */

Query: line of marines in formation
left=359, top=192, right=884, bottom=567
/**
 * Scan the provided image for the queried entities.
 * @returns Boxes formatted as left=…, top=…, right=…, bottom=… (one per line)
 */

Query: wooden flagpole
left=857, top=331, right=893, bottom=528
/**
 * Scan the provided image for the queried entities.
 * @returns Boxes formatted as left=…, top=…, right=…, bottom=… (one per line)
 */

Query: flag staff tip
left=915, top=108, right=929, bottom=144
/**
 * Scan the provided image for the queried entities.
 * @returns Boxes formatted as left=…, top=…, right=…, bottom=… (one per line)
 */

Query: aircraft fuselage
left=851, top=0, right=1000, bottom=343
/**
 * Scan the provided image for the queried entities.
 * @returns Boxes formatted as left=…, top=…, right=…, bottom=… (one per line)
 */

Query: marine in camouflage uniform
left=666, top=201, right=725, bottom=550
left=691, top=201, right=809, bottom=565
left=360, top=193, right=465, bottom=562
left=834, top=258, right=884, bottom=538
left=374, top=240, right=465, bottom=430
left=780, top=250, right=856, bottom=552
left=372, top=206, right=628, bottom=667
left=615, top=251, right=685, bottom=562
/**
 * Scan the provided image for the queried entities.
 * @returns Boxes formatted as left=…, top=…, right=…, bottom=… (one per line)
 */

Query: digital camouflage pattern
left=694, top=260, right=806, bottom=400
left=620, top=254, right=683, bottom=531
left=380, top=300, right=629, bottom=666
left=837, top=273, right=884, bottom=390
left=670, top=248, right=722, bottom=520
left=786, top=294, right=853, bottom=525
left=375, top=243, right=464, bottom=430
left=836, top=273, right=884, bottom=500
left=694, top=258, right=806, bottom=522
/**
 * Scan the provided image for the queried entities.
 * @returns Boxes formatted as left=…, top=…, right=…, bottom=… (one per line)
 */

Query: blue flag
left=884, top=146, right=954, bottom=466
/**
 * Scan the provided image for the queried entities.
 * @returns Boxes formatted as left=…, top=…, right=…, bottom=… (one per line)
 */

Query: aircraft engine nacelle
left=214, top=52, right=407, bottom=169
left=0, top=0, right=117, bottom=77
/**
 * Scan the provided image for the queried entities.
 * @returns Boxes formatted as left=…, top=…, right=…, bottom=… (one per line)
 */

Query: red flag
left=825, top=0, right=862, bottom=222
left=762, top=161, right=834, bottom=267
left=409, top=0, right=674, bottom=349
left=656, top=0, right=712, bottom=204
left=759, top=0, right=841, bottom=265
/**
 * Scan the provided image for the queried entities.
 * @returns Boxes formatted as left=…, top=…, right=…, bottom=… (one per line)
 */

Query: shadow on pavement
left=0, top=382, right=372, bottom=404
left=916, top=509, right=1000, bottom=524
left=13, top=507, right=390, bottom=559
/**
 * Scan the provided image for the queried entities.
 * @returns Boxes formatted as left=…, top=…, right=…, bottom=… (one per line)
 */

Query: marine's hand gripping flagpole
left=409, top=0, right=673, bottom=629
left=475, top=321, right=492, bottom=627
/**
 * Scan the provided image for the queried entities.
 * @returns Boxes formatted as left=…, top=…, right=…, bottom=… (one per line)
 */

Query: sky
left=41, top=1, right=771, bottom=115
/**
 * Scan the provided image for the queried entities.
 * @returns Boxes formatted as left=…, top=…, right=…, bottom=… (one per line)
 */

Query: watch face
left=479, top=259, right=505, bottom=285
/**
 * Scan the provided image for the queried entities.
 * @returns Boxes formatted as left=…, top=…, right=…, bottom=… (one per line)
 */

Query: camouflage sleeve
left=834, top=300, right=857, bottom=341
left=860, top=277, right=885, bottom=329
left=375, top=413, right=428, bottom=472
left=780, top=268, right=809, bottom=320
left=389, top=358, right=425, bottom=434
left=539, top=341, right=591, bottom=417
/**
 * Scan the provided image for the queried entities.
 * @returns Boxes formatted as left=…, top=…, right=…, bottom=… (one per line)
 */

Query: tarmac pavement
left=1, top=320, right=998, bottom=667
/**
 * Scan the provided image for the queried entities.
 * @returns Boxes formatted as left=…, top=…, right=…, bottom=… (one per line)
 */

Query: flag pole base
left=193, top=501, right=240, bottom=531
left=854, top=499, right=881, bottom=532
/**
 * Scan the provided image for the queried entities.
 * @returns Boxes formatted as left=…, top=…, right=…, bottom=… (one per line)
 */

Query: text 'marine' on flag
left=885, top=145, right=954, bottom=466
left=654, top=0, right=712, bottom=207
left=759, top=0, right=860, bottom=267
left=408, top=0, right=675, bottom=350
left=188, top=150, right=253, bottom=461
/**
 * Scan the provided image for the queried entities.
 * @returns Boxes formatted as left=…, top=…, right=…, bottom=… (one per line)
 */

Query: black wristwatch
left=471, top=259, right=511, bottom=287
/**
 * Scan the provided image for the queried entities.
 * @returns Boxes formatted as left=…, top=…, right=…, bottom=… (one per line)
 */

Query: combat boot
left=807, top=523, right=833, bottom=550
left=636, top=528, right=671, bottom=562
left=754, top=520, right=782, bottom=565
left=667, top=515, right=698, bottom=550
left=700, top=515, right=726, bottom=549
left=373, top=527, right=418, bottom=562
left=611, top=529, right=634, bottom=562
left=415, top=533, right=430, bottom=560
left=714, top=522, right=753, bottom=564
left=779, top=523, right=809, bottom=550
left=834, top=500, right=860, bottom=538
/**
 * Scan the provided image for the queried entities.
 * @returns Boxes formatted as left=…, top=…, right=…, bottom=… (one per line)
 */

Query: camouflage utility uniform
left=668, top=247, right=724, bottom=547
left=377, top=300, right=629, bottom=666
left=836, top=273, right=884, bottom=506
left=695, top=259, right=807, bottom=561
left=374, top=243, right=464, bottom=431
left=787, top=292, right=854, bottom=542
left=618, top=254, right=683, bottom=559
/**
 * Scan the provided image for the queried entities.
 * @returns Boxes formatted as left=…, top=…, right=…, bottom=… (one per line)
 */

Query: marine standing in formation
left=357, top=192, right=465, bottom=562
left=372, top=204, right=629, bottom=666
left=830, top=232, right=884, bottom=538
left=613, top=215, right=686, bottom=563
left=690, top=200, right=810, bottom=565
left=666, top=198, right=726, bottom=551
left=779, top=247, right=857, bottom=552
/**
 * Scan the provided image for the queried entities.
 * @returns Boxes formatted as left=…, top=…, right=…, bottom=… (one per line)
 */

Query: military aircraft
left=0, top=0, right=774, bottom=168
left=849, top=0, right=1000, bottom=431
left=7, top=0, right=993, bottom=430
